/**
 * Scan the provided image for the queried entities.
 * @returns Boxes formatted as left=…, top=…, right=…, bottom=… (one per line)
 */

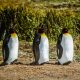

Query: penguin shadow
left=0, top=60, right=71, bottom=66
left=29, top=61, right=57, bottom=66
left=13, top=62, right=54, bottom=66
left=54, top=61, right=72, bottom=66
left=45, top=61, right=59, bottom=65
left=0, top=59, right=27, bottom=66
left=0, top=62, right=8, bottom=66
left=0, top=61, right=71, bottom=66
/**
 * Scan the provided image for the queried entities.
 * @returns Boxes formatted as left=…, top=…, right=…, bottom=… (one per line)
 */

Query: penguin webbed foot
left=11, top=59, right=18, bottom=64
left=30, top=62, right=39, bottom=65
left=55, top=61, right=61, bottom=65
left=55, top=61, right=71, bottom=65
left=0, top=62, right=8, bottom=66
left=40, top=61, right=49, bottom=65
left=63, top=61, right=71, bottom=65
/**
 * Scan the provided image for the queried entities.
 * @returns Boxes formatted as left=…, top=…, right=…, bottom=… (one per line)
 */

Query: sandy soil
left=0, top=58, right=80, bottom=80
left=0, top=42, right=80, bottom=80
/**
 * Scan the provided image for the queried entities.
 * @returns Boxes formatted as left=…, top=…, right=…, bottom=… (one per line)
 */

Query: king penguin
left=2, top=28, right=19, bottom=65
left=32, top=28, right=49, bottom=65
left=57, top=28, right=74, bottom=65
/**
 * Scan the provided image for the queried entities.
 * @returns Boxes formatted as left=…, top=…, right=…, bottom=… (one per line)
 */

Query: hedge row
left=0, top=6, right=80, bottom=41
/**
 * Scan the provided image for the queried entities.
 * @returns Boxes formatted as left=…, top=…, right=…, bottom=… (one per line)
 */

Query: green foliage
left=32, top=0, right=76, bottom=2
left=0, top=6, right=80, bottom=41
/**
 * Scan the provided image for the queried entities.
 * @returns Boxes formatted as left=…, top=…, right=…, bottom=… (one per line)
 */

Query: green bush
left=0, top=6, right=80, bottom=41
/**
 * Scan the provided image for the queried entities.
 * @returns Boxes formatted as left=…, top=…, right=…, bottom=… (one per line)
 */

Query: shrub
left=0, top=5, right=80, bottom=41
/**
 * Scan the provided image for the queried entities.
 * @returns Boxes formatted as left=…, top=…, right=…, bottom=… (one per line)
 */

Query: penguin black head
left=38, top=28, right=45, bottom=34
left=38, top=24, right=45, bottom=34
left=9, top=28, right=15, bottom=34
left=62, top=28, right=68, bottom=34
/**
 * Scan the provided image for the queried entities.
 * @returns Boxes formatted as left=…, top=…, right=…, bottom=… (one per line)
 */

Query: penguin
left=57, top=28, right=74, bottom=65
left=32, top=28, right=49, bottom=65
left=2, top=28, right=19, bottom=65
left=32, top=31, right=41, bottom=64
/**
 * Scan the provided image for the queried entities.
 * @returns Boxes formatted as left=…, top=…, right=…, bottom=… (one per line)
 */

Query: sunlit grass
left=0, top=0, right=79, bottom=9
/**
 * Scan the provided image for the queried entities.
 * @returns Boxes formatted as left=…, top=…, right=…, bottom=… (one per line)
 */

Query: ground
left=0, top=41, right=80, bottom=80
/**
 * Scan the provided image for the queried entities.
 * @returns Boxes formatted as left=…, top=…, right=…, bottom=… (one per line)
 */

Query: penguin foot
left=0, top=62, right=8, bottom=66
left=63, top=61, right=71, bottom=65
left=11, top=59, right=18, bottom=64
left=55, top=61, right=71, bottom=65
left=30, top=62, right=39, bottom=65
left=40, top=61, right=49, bottom=65
left=55, top=61, right=61, bottom=65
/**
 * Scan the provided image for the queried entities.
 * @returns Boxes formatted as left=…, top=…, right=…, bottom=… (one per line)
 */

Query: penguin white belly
left=58, top=34, right=73, bottom=64
left=38, top=37, right=49, bottom=64
left=6, top=37, right=19, bottom=64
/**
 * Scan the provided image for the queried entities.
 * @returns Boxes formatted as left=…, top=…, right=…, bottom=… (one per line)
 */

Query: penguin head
left=38, top=28, right=45, bottom=34
left=38, top=24, right=45, bottom=34
left=62, top=28, right=68, bottom=34
left=9, top=28, right=15, bottom=34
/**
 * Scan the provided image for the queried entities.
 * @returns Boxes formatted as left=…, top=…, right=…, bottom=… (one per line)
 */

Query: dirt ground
left=0, top=42, right=80, bottom=80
